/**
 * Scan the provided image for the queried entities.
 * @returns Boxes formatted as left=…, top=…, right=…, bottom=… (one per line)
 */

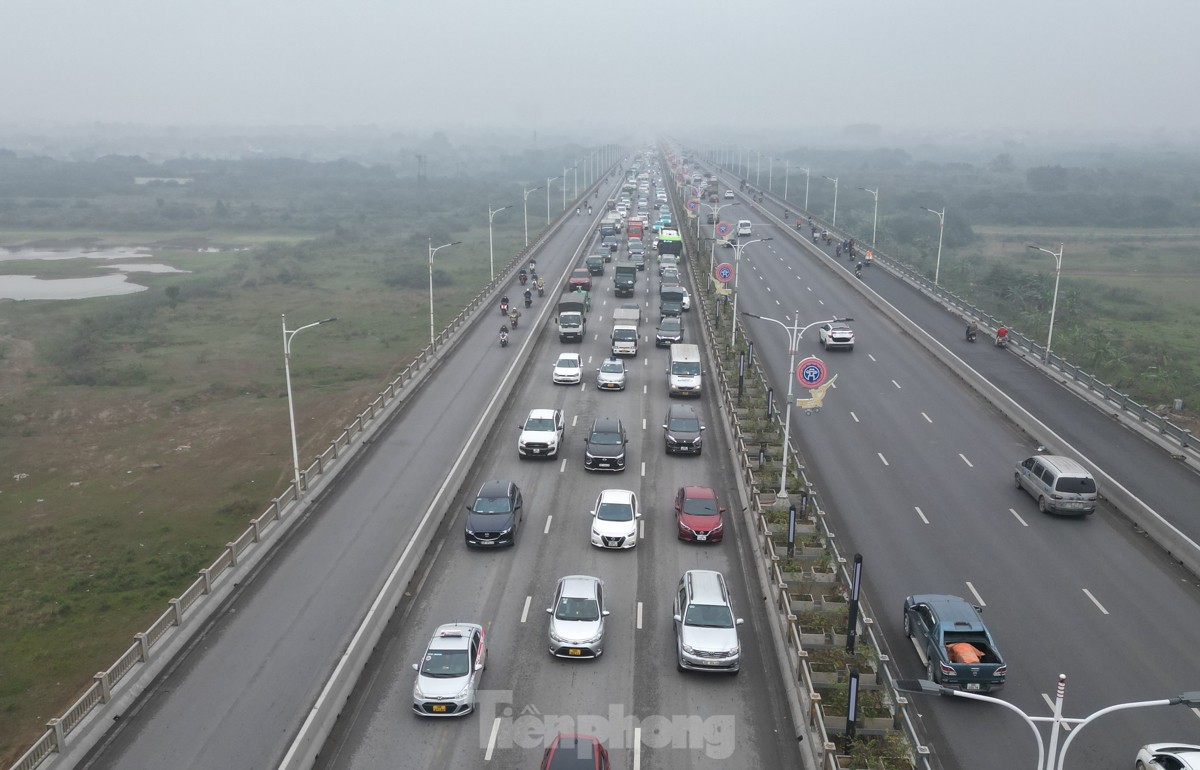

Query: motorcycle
left=537, top=283, right=545, bottom=297
left=995, top=334, right=1008, bottom=349
left=966, top=326, right=978, bottom=343
left=524, top=291, right=533, bottom=308
left=499, top=330, right=509, bottom=347
left=518, top=270, right=528, bottom=286
left=500, top=299, right=509, bottom=315
left=509, top=314, right=519, bottom=329
left=854, top=262, right=864, bottom=279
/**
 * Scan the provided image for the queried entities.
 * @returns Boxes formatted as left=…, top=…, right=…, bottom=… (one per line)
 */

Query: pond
left=0, top=247, right=190, bottom=300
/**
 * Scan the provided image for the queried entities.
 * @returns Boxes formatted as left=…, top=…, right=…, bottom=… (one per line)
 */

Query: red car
left=568, top=268, right=592, bottom=292
left=540, top=733, right=610, bottom=770
left=675, top=485, right=726, bottom=543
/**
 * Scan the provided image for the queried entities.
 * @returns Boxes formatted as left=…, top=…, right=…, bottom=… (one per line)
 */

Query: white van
left=668, top=343, right=701, bottom=397
left=736, top=220, right=752, bottom=236
left=1014, top=455, right=1098, bottom=515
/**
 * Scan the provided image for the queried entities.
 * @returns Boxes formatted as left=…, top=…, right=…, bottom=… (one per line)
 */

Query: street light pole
left=562, top=167, right=568, bottom=210
left=282, top=313, right=337, bottom=495
left=922, top=206, right=946, bottom=286
left=487, top=204, right=511, bottom=281
left=783, top=160, right=789, bottom=201
left=730, top=237, right=771, bottom=347
left=547, top=176, right=559, bottom=222
left=1028, top=242, right=1065, bottom=363
left=768, top=156, right=773, bottom=192
left=858, top=187, right=879, bottom=247
left=522, top=185, right=542, bottom=247
left=800, top=167, right=810, bottom=212
left=428, top=238, right=462, bottom=349
left=700, top=201, right=739, bottom=289
left=822, top=175, right=839, bottom=227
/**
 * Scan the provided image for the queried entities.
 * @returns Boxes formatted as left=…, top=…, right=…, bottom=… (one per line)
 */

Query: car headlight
left=681, top=643, right=696, bottom=654
left=728, top=645, right=740, bottom=656
left=499, top=527, right=513, bottom=536
left=582, top=633, right=603, bottom=644
left=413, top=683, right=426, bottom=699
left=666, top=435, right=679, bottom=445
left=550, top=629, right=567, bottom=643
left=591, top=528, right=602, bottom=538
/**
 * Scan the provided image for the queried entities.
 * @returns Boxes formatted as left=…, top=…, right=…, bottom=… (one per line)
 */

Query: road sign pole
left=778, top=312, right=799, bottom=500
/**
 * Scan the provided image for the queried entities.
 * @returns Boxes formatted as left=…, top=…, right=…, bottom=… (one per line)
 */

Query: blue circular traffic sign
left=796, top=356, right=827, bottom=387
left=716, top=262, right=734, bottom=282
left=687, top=198, right=699, bottom=212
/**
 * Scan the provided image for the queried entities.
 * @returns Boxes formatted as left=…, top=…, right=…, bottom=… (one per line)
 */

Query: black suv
left=663, top=404, right=705, bottom=455
left=464, top=480, right=523, bottom=547
left=583, top=417, right=627, bottom=472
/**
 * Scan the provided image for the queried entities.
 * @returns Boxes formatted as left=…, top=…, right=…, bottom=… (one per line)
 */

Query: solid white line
left=642, top=417, right=646, bottom=430
left=922, top=412, right=932, bottom=423
left=818, top=299, right=825, bottom=306
left=639, top=519, right=645, bottom=538
left=485, top=717, right=501, bottom=760
left=643, top=384, right=647, bottom=395
left=521, top=596, right=532, bottom=623
left=1083, top=588, right=1109, bottom=615
left=544, top=516, right=553, bottom=534
left=1009, top=508, right=1029, bottom=527
left=878, top=453, right=889, bottom=466
left=959, top=453, right=974, bottom=468
left=965, top=581, right=986, bottom=607
left=850, top=412, right=859, bottom=423
left=633, top=727, right=642, bottom=770
left=914, top=507, right=929, bottom=524
left=559, top=458, right=567, bottom=473
left=637, top=602, right=643, bottom=630
left=1191, top=707, right=1200, bottom=721
left=892, top=380, right=902, bottom=389
left=868, top=353, right=877, bottom=362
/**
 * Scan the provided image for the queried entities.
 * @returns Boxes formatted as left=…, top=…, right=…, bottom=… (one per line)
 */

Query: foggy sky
left=2, top=0, right=1197, bottom=138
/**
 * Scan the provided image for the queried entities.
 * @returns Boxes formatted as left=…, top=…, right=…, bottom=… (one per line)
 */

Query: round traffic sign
left=716, top=221, right=731, bottom=237
left=796, top=356, right=827, bottom=388
left=716, top=262, right=734, bottom=282
left=686, top=198, right=699, bottom=212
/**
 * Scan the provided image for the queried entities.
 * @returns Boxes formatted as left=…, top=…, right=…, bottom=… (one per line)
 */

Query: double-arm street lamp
left=742, top=312, right=851, bottom=499
left=282, top=313, right=337, bottom=494
left=428, top=238, right=462, bottom=349
left=547, top=175, right=560, bottom=222
left=487, top=204, right=511, bottom=281
left=921, top=206, right=946, bottom=286
left=858, top=186, right=879, bottom=247
left=822, top=175, right=839, bottom=227
left=700, top=201, right=739, bottom=288
left=730, top=236, right=772, bottom=347
left=799, top=166, right=811, bottom=212
left=522, top=185, right=542, bottom=246
left=896, top=675, right=1200, bottom=770
left=1027, top=242, right=1065, bottom=363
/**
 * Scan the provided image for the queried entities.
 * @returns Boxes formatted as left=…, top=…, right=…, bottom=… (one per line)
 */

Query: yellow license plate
left=432, top=704, right=447, bottom=712
left=568, top=649, right=582, bottom=656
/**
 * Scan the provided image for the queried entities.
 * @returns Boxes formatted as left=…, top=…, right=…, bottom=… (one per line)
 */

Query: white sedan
left=1136, top=743, right=1200, bottom=770
left=590, top=489, right=641, bottom=549
left=552, top=353, right=582, bottom=384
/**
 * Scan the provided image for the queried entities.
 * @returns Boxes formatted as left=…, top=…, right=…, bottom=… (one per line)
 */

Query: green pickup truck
left=903, top=594, right=1007, bottom=693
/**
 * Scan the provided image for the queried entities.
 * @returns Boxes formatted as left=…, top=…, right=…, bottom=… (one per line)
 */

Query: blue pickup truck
left=903, top=594, right=1007, bottom=693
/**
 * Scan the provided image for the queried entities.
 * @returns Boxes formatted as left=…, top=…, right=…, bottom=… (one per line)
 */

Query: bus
left=657, top=228, right=683, bottom=257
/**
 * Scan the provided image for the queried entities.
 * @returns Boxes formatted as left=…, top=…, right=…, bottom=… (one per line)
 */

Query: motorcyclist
left=966, top=320, right=979, bottom=342
left=854, top=261, right=865, bottom=278
left=576, top=207, right=581, bottom=216
left=499, top=325, right=509, bottom=345
left=508, top=307, right=521, bottom=328
left=996, top=325, right=1009, bottom=347
left=524, top=289, right=533, bottom=307
left=500, top=295, right=509, bottom=314
left=528, top=259, right=536, bottom=272
left=536, top=276, right=545, bottom=291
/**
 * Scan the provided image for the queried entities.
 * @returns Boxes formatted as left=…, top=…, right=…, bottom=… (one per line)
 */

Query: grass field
left=0, top=223, right=527, bottom=759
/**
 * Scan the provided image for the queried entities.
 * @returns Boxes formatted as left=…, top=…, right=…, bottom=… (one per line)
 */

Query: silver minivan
left=673, top=570, right=743, bottom=673
left=1014, top=455, right=1098, bottom=515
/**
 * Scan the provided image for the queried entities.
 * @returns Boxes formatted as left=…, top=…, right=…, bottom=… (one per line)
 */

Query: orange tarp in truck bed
left=946, top=643, right=983, bottom=664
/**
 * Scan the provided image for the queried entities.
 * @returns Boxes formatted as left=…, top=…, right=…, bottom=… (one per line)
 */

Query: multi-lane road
left=76, top=153, right=1200, bottom=770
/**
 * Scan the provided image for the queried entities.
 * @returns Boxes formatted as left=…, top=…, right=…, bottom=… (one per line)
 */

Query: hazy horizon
left=2, top=0, right=1197, bottom=139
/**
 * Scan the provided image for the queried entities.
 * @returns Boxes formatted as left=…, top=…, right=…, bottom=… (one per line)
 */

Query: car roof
left=591, top=416, right=622, bottom=432
left=528, top=408, right=558, bottom=420
left=557, top=575, right=601, bottom=599
left=597, top=488, right=635, bottom=506
left=909, top=594, right=985, bottom=628
left=681, top=485, right=716, bottom=499
left=428, top=622, right=481, bottom=650
left=476, top=480, right=512, bottom=497
left=668, top=403, right=698, bottom=418
left=572, top=267, right=590, bottom=274
left=545, top=734, right=604, bottom=768
left=557, top=353, right=580, bottom=363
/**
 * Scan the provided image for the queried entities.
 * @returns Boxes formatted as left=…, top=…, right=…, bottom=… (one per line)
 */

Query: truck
left=610, top=307, right=641, bottom=356
left=903, top=594, right=1007, bottom=693
left=659, top=286, right=685, bottom=317
left=556, top=297, right=588, bottom=343
left=627, top=218, right=645, bottom=242
left=599, top=212, right=622, bottom=237
left=614, top=264, right=638, bottom=298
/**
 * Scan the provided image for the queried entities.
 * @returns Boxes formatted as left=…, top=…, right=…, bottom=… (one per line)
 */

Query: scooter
left=537, top=284, right=545, bottom=297
left=966, top=326, right=978, bottom=343
left=499, top=330, right=509, bottom=348
left=854, top=262, right=864, bottom=279
left=500, top=300, right=509, bottom=315
left=524, top=292, right=533, bottom=308
left=995, top=334, right=1008, bottom=349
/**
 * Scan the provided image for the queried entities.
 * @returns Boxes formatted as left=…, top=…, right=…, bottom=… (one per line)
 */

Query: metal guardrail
left=11, top=169, right=621, bottom=770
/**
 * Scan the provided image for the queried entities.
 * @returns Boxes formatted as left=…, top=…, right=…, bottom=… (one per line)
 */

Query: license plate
left=568, top=649, right=582, bottom=656
left=432, top=704, right=447, bottom=712
left=479, top=541, right=494, bottom=546
left=532, top=448, right=543, bottom=454
left=696, top=534, right=707, bottom=541
left=966, top=683, right=981, bottom=691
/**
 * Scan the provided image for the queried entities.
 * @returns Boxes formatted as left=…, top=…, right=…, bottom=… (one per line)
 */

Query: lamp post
left=799, top=166, right=810, bottom=212
left=572, top=164, right=579, bottom=199
left=487, top=204, right=511, bottom=281
left=922, top=206, right=946, bottom=286
left=895, top=676, right=1200, bottom=770
left=1027, top=242, right=1065, bottom=363
left=768, top=156, right=773, bottom=192
left=562, top=167, right=569, bottom=210
left=522, top=185, right=542, bottom=246
left=730, top=237, right=772, bottom=347
left=428, top=238, right=462, bottom=349
left=755, top=151, right=761, bottom=187
left=858, top=187, right=879, bottom=247
left=547, top=176, right=560, bottom=222
left=783, top=160, right=790, bottom=201
left=742, top=311, right=851, bottom=499
left=281, top=313, right=337, bottom=495
left=700, top=201, right=739, bottom=287
left=822, top=175, right=839, bottom=227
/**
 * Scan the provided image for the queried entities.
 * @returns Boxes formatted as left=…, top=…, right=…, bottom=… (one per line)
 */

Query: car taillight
left=995, top=665, right=1007, bottom=677
left=939, top=662, right=956, bottom=676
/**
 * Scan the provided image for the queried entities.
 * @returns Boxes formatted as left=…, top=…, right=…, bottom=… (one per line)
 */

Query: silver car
left=596, top=358, right=627, bottom=391
left=412, top=622, right=487, bottom=716
left=547, top=575, right=608, bottom=658
left=673, top=570, right=743, bottom=673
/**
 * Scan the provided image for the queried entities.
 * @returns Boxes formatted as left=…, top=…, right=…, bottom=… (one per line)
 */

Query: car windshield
left=556, top=596, right=600, bottom=621
left=660, top=319, right=681, bottom=331
left=682, top=496, right=718, bottom=516
left=668, top=415, right=699, bottom=431
left=596, top=501, right=633, bottom=521
left=557, top=357, right=579, bottom=368
left=684, top=603, right=735, bottom=628
left=473, top=496, right=512, bottom=514
left=525, top=417, right=556, bottom=431
left=589, top=430, right=622, bottom=446
left=672, top=362, right=701, bottom=376
left=420, top=649, right=469, bottom=677
left=601, top=361, right=623, bottom=373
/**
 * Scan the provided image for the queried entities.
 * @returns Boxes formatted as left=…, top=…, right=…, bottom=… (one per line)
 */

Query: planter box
left=807, top=567, right=839, bottom=584
left=820, top=705, right=848, bottom=733
left=808, top=662, right=842, bottom=685
left=798, top=627, right=831, bottom=649
left=789, top=593, right=816, bottom=613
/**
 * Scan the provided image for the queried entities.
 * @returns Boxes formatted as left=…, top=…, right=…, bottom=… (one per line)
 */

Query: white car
left=590, top=488, right=641, bottom=549
left=552, top=353, right=583, bottom=384
left=518, top=408, right=565, bottom=458
left=680, top=287, right=691, bottom=311
left=411, top=623, right=486, bottom=716
left=819, top=322, right=855, bottom=351
left=724, top=189, right=734, bottom=199
left=1136, top=743, right=1200, bottom=770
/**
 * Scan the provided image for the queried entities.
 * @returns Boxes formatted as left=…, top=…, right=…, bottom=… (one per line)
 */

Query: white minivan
left=736, top=220, right=752, bottom=236
left=668, top=343, right=702, bottom=397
